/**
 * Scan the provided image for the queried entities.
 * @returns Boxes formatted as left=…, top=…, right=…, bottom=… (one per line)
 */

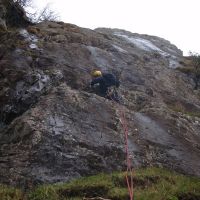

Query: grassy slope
left=1, top=168, right=200, bottom=200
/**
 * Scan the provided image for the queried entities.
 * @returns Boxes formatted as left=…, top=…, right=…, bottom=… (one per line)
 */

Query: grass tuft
left=0, top=184, right=24, bottom=200
left=1, top=168, right=200, bottom=200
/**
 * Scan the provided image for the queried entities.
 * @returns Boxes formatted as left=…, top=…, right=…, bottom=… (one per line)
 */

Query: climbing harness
left=106, top=86, right=120, bottom=102
left=108, top=92, right=134, bottom=200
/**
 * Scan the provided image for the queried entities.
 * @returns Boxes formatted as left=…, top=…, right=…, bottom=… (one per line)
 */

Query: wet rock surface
left=0, top=19, right=200, bottom=188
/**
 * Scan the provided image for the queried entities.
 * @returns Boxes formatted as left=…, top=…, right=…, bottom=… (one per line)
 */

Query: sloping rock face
left=0, top=20, right=200, bottom=188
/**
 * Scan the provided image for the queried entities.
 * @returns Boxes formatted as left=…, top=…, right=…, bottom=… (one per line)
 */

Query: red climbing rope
left=118, top=107, right=134, bottom=200
left=107, top=90, right=134, bottom=200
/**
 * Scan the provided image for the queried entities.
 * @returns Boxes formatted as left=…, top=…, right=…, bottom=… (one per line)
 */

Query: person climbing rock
left=90, top=70, right=120, bottom=102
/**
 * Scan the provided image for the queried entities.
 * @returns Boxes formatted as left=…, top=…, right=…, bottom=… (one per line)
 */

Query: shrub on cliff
left=13, top=0, right=59, bottom=23
left=189, top=51, right=200, bottom=89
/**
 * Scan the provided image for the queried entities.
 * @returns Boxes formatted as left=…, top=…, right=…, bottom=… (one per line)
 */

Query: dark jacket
left=91, top=73, right=120, bottom=96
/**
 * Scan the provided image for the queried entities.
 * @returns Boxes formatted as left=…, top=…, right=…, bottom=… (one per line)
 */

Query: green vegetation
left=169, top=103, right=200, bottom=118
left=190, top=52, right=200, bottom=90
left=177, top=52, right=200, bottom=90
left=189, top=51, right=200, bottom=72
left=178, top=52, right=200, bottom=75
left=0, top=184, right=24, bottom=200
left=176, top=66, right=196, bottom=74
left=1, top=168, right=200, bottom=200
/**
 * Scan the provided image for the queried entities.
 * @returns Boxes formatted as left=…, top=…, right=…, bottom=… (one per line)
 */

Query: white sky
left=32, top=0, right=200, bottom=56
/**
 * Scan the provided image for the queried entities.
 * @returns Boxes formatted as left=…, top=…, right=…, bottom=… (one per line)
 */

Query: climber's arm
left=91, top=77, right=103, bottom=86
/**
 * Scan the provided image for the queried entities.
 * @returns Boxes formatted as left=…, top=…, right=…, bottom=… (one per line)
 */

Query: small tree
left=13, top=0, right=59, bottom=23
left=13, top=0, right=32, bottom=8
left=36, top=4, right=59, bottom=22
left=189, top=51, right=200, bottom=89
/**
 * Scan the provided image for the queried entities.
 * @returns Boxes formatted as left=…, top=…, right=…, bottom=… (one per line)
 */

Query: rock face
left=0, top=18, right=200, bottom=187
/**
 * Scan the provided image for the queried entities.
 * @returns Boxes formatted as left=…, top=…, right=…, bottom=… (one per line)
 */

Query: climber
left=90, top=70, right=120, bottom=102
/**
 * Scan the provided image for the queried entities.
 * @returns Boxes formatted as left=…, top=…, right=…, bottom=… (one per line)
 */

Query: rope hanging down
left=118, top=106, right=134, bottom=200
left=108, top=91, right=134, bottom=200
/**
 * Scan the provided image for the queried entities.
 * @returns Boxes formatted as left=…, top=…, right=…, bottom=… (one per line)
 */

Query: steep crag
left=0, top=3, right=200, bottom=188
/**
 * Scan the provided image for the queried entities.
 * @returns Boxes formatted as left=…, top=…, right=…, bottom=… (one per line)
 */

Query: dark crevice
left=0, top=90, right=33, bottom=126
left=0, top=101, right=36, bottom=125
left=178, top=192, right=200, bottom=200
